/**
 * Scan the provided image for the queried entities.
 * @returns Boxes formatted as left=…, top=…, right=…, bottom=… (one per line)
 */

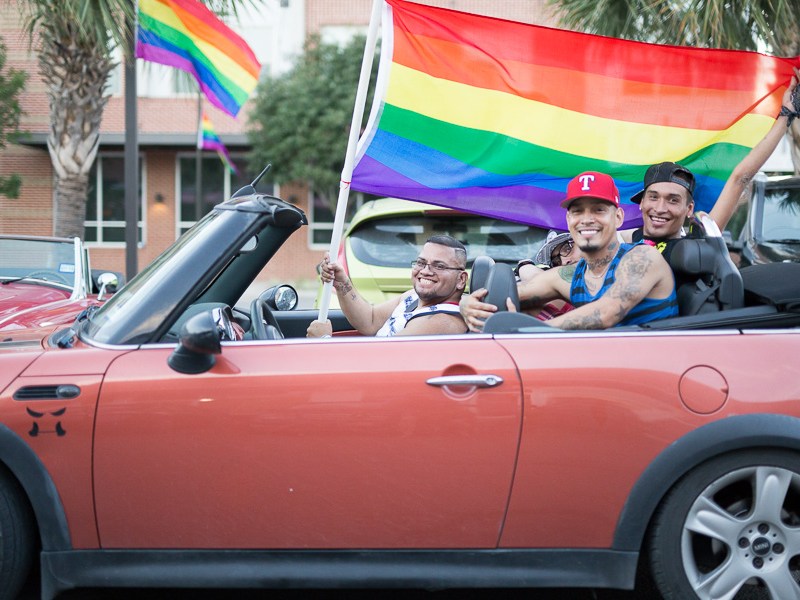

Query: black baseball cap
left=631, top=162, right=696, bottom=204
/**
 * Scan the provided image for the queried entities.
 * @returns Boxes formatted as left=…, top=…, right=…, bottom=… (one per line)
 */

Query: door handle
left=426, top=374, right=504, bottom=388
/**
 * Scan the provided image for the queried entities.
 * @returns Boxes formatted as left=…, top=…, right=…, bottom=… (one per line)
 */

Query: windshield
left=761, top=188, right=800, bottom=242
left=0, top=238, right=77, bottom=287
left=83, top=211, right=225, bottom=344
left=349, top=215, right=548, bottom=267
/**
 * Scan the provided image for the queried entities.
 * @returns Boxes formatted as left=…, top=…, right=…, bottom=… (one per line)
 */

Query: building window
left=177, top=154, right=268, bottom=236
left=309, top=191, right=370, bottom=248
left=85, top=154, right=145, bottom=245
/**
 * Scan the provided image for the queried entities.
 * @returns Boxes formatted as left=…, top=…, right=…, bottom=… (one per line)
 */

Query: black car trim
left=41, top=548, right=637, bottom=599
left=612, top=413, right=800, bottom=551
left=0, top=424, right=71, bottom=550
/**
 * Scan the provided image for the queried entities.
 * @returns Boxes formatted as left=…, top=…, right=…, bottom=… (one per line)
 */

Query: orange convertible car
left=1, top=192, right=800, bottom=600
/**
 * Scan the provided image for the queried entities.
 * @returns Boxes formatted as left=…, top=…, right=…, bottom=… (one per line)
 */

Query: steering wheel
left=249, top=297, right=284, bottom=340
left=24, top=270, right=70, bottom=285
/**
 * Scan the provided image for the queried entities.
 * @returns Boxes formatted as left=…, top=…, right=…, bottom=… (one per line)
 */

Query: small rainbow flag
left=351, top=0, right=799, bottom=229
left=136, top=0, right=261, bottom=117
left=198, top=112, right=239, bottom=174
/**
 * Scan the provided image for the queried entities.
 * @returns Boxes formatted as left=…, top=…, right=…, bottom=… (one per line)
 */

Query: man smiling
left=622, top=69, right=800, bottom=259
left=461, top=172, right=678, bottom=331
left=309, top=235, right=468, bottom=337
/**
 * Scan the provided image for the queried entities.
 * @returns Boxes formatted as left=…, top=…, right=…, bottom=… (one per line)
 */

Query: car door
left=93, top=335, right=522, bottom=549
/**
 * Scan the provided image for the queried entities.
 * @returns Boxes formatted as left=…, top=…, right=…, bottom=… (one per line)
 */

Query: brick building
left=0, top=0, right=554, bottom=295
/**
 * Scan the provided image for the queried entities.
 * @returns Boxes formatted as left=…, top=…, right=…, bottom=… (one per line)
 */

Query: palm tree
left=550, top=0, right=800, bottom=172
left=23, top=0, right=133, bottom=238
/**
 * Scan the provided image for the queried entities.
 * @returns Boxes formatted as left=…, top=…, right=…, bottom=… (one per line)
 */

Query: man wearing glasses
left=514, top=230, right=578, bottom=280
left=308, top=235, right=468, bottom=337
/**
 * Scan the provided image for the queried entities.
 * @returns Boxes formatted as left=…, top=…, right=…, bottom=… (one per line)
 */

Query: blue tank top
left=570, top=242, right=678, bottom=326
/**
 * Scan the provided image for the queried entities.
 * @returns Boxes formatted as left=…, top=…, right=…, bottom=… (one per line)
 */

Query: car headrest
left=669, top=239, right=717, bottom=275
left=482, top=262, right=519, bottom=312
left=469, top=255, right=495, bottom=293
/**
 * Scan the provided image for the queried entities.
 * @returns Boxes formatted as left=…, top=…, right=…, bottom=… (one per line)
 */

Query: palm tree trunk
left=52, top=173, right=91, bottom=238
left=38, top=26, right=111, bottom=237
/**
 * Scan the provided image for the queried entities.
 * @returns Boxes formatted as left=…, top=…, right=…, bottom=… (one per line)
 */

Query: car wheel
left=0, top=468, right=35, bottom=600
left=649, top=449, right=800, bottom=600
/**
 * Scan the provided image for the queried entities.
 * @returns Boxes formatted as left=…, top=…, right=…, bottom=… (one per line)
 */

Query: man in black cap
left=621, top=68, right=800, bottom=263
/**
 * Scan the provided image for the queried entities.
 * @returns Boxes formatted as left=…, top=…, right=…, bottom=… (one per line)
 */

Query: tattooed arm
left=710, top=68, right=799, bottom=231
left=316, top=253, right=400, bottom=335
left=548, top=245, right=673, bottom=330
left=517, top=266, right=574, bottom=309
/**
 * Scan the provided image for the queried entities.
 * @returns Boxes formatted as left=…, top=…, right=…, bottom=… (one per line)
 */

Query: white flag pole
left=317, top=0, right=383, bottom=323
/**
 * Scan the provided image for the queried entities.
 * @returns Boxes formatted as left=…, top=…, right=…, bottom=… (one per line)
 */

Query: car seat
left=668, top=217, right=744, bottom=315
left=478, top=260, right=519, bottom=312
left=469, top=255, right=496, bottom=293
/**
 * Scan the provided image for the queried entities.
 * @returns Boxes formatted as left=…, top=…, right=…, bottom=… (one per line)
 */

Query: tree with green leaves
left=0, top=39, right=26, bottom=199
left=248, top=35, right=379, bottom=210
left=551, top=0, right=800, bottom=172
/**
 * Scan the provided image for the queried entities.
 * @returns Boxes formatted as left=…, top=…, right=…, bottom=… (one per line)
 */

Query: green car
left=318, top=198, right=550, bottom=307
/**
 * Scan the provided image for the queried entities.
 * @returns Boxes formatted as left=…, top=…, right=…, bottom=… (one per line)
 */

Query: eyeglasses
left=411, top=259, right=465, bottom=273
left=550, top=240, right=575, bottom=266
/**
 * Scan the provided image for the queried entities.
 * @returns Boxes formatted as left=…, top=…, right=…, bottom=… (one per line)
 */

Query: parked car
left=317, top=198, right=551, bottom=307
left=0, top=192, right=799, bottom=600
left=725, top=173, right=800, bottom=266
left=0, top=235, right=122, bottom=332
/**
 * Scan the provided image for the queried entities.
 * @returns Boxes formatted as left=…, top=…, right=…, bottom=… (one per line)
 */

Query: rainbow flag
left=351, top=0, right=799, bottom=229
left=136, top=0, right=261, bottom=117
left=198, top=112, right=239, bottom=174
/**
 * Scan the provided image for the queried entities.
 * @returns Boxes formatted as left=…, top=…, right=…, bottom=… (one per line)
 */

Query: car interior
left=476, top=218, right=800, bottom=334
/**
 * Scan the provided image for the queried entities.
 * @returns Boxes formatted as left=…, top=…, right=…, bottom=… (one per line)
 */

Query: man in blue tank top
left=461, top=172, right=678, bottom=330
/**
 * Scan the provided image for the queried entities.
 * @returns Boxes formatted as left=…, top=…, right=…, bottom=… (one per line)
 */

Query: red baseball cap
left=560, top=172, right=621, bottom=209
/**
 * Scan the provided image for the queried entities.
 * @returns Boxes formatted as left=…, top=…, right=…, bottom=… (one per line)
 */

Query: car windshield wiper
left=75, top=305, right=99, bottom=323
left=1, top=272, right=54, bottom=284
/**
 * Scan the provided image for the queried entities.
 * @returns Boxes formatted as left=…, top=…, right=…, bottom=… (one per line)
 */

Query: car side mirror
left=259, top=284, right=299, bottom=311
left=96, top=272, right=119, bottom=301
left=168, top=309, right=225, bottom=374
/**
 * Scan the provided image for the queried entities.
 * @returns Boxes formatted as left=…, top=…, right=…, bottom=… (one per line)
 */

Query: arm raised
left=709, top=68, right=800, bottom=230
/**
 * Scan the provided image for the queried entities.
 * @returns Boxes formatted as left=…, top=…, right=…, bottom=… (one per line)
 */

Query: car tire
left=0, top=468, right=35, bottom=600
left=649, top=449, right=800, bottom=600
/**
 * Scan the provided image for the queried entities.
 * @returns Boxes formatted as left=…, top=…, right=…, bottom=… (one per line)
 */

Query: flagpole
left=317, top=0, right=383, bottom=322
left=195, top=90, right=203, bottom=222
left=124, top=0, right=139, bottom=279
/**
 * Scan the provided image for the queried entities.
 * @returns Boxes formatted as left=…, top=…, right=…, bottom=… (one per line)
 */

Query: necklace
left=586, top=263, right=610, bottom=279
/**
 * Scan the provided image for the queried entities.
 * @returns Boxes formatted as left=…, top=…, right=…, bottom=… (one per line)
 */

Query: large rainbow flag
left=136, top=0, right=261, bottom=118
left=350, top=0, right=800, bottom=229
